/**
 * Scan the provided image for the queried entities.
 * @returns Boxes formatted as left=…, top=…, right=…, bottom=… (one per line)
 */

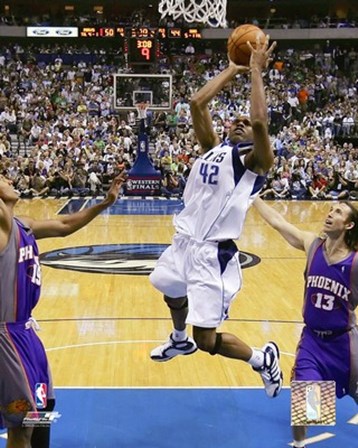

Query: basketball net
left=158, top=0, right=227, bottom=28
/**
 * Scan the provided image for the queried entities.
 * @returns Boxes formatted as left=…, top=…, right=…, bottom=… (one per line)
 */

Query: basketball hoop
left=158, top=0, right=227, bottom=28
left=135, top=102, right=148, bottom=120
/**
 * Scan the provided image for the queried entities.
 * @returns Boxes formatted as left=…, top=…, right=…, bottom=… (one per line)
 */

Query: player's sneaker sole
left=150, top=335, right=198, bottom=362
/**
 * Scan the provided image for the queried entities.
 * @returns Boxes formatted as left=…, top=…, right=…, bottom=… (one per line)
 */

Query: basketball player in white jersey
left=150, top=35, right=283, bottom=398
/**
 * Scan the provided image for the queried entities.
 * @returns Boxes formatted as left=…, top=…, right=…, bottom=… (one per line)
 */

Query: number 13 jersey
left=304, top=238, right=358, bottom=331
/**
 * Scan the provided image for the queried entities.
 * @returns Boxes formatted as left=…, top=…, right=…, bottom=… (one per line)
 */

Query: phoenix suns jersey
left=0, top=217, right=41, bottom=322
left=303, top=238, right=358, bottom=331
left=174, top=142, right=266, bottom=241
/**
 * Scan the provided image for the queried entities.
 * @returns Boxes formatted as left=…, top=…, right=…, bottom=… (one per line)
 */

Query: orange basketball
left=227, top=24, right=266, bottom=66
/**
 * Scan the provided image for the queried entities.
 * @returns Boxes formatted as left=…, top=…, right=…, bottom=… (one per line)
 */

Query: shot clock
left=127, top=38, right=158, bottom=63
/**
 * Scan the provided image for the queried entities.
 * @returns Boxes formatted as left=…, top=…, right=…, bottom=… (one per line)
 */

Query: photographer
left=161, top=170, right=182, bottom=198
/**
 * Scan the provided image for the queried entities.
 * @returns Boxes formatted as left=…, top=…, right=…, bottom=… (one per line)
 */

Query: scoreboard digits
left=79, top=26, right=201, bottom=40
left=80, top=27, right=116, bottom=37
left=128, top=38, right=157, bottom=63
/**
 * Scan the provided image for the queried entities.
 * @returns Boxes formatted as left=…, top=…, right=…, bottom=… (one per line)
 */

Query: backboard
left=113, top=74, right=172, bottom=111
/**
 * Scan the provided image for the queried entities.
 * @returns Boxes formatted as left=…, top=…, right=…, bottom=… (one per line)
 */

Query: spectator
left=289, top=172, right=308, bottom=200
left=324, top=168, right=349, bottom=200
left=260, top=172, right=290, bottom=199
left=161, top=170, right=182, bottom=197
left=308, top=172, right=328, bottom=199
left=71, top=163, right=90, bottom=196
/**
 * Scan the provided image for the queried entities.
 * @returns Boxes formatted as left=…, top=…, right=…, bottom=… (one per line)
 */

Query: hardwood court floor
left=15, top=199, right=349, bottom=389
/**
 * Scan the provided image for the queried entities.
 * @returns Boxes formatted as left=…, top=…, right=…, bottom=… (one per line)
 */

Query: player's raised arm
left=190, top=63, right=249, bottom=153
left=21, top=173, right=127, bottom=239
left=244, top=35, right=276, bottom=174
left=253, top=197, right=316, bottom=252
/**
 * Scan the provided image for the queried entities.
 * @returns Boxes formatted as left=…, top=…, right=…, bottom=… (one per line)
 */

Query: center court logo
left=40, top=244, right=260, bottom=275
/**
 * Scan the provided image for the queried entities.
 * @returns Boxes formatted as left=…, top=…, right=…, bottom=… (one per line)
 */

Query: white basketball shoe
left=150, top=333, right=198, bottom=362
left=253, top=341, right=283, bottom=398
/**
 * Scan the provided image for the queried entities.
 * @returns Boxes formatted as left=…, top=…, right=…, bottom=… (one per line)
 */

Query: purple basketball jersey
left=303, top=238, right=358, bottom=331
left=292, top=238, right=358, bottom=402
left=0, top=218, right=41, bottom=322
left=14, top=218, right=41, bottom=320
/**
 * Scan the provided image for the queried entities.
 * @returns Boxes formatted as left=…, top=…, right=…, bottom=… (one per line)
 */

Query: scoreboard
left=127, top=38, right=159, bottom=64
left=27, top=26, right=202, bottom=64
left=78, top=26, right=202, bottom=39
left=78, top=26, right=201, bottom=64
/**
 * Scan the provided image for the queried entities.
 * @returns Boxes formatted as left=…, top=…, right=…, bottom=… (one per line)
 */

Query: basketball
left=227, top=24, right=266, bottom=66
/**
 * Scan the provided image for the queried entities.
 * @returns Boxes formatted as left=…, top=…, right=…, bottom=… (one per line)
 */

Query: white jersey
left=174, top=142, right=266, bottom=242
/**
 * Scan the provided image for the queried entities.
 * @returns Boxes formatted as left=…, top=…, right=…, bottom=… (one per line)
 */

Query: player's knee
left=193, top=328, right=221, bottom=354
left=164, top=295, right=188, bottom=310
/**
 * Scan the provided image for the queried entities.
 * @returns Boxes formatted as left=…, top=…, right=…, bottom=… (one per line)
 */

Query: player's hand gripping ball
left=227, top=24, right=266, bottom=66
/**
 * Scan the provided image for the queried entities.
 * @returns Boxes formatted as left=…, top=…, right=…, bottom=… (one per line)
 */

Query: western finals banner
left=126, top=176, right=161, bottom=196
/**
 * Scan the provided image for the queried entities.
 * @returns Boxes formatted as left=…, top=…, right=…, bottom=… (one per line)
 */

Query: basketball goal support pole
left=126, top=113, right=162, bottom=197
left=139, top=115, right=146, bottom=135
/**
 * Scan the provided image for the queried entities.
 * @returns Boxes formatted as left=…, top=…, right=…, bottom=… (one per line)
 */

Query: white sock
left=172, top=329, right=187, bottom=342
left=293, top=441, right=305, bottom=448
left=247, top=349, right=264, bottom=368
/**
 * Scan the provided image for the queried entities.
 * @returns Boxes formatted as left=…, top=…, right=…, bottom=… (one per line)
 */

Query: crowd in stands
left=0, top=37, right=357, bottom=200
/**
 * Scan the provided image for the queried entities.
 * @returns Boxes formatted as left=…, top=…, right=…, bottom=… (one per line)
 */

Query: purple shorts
left=0, top=321, right=54, bottom=428
left=292, top=326, right=358, bottom=403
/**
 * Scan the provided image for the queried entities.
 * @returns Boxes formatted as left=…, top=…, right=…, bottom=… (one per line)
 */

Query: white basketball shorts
left=149, top=233, right=242, bottom=328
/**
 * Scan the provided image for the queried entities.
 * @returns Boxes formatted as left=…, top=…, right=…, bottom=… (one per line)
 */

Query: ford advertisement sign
left=27, top=27, right=78, bottom=37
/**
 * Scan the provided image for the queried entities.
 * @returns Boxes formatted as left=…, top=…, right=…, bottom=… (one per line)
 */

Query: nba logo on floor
left=35, top=383, right=47, bottom=409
